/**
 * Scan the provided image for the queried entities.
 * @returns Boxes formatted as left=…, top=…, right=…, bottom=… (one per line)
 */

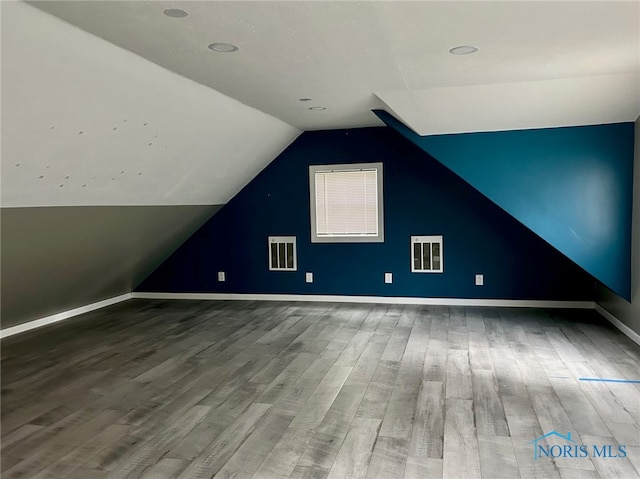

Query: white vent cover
left=269, top=236, right=297, bottom=271
left=411, top=235, right=443, bottom=273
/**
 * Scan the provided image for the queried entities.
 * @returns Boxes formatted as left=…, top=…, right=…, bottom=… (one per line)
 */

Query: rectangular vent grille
left=269, top=236, right=297, bottom=271
left=411, top=235, right=443, bottom=273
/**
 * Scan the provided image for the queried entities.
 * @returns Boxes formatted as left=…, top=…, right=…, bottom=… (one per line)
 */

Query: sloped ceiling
left=376, top=74, right=640, bottom=136
left=0, top=2, right=299, bottom=327
left=29, top=0, right=640, bottom=134
left=2, top=1, right=300, bottom=207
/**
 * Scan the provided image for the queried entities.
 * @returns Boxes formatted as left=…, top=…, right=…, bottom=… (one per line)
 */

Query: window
left=309, top=163, right=384, bottom=243
left=268, top=236, right=297, bottom=271
left=411, top=235, right=443, bottom=273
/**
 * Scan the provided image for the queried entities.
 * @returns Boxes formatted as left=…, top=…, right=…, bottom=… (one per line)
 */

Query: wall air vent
left=268, top=236, right=297, bottom=271
left=411, top=235, right=443, bottom=273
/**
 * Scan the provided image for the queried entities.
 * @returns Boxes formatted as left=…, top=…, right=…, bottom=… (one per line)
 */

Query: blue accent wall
left=138, top=127, right=596, bottom=301
left=375, top=111, right=634, bottom=301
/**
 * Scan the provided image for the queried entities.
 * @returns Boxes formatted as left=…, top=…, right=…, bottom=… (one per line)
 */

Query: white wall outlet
left=217, top=271, right=226, bottom=282
left=305, top=272, right=313, bottom=283
left=385, top=272, right=393, bottom=284
left=475, top=274, right=484, bottom=286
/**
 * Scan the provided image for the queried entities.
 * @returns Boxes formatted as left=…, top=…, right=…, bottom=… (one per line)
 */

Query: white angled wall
left=1, top=1, right=300, bottom=207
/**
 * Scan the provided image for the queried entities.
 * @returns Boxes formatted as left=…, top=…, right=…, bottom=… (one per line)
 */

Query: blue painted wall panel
left=138, top=127, right=595, bottom=300
left=376, top=111, right=634, bottom=300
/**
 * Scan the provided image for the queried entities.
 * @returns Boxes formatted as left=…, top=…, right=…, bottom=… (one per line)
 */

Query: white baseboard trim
left=0, top=293, right=132, bottom=340
left=0, top=292, right=601, bottom=340
left=594, top=303, right=640, bottom=347
left=131, top=292, right=594, bottom=309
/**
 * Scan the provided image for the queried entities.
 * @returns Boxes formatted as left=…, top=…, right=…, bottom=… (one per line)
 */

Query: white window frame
left=309, top=162, right=384, bottom=243
left=268, top=236, right=297, bottom=271
left=411, top=235, right=444, bottom=273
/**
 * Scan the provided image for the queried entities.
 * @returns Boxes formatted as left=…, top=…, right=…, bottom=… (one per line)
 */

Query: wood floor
left=2, top=300, right=640, bottom=479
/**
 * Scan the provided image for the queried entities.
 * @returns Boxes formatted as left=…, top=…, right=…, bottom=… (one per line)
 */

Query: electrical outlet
left=217, top=271, right=226, bottom=282
left=385, top=272, right=393, bottom=284
left=305, top=272, right=313, bottom=283
left=475, top=274, right=484, bottom=286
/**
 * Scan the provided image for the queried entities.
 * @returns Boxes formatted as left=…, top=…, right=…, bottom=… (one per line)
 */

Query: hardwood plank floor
left=2, top=300, right=640, bottom=478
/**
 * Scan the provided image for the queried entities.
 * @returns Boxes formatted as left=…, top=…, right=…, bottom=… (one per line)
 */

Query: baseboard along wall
left=0, top=293, right=132, bottom=339
left=2, top=292, right=637, bottom=348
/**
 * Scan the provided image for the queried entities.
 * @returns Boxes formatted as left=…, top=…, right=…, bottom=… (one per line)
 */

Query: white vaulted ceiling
left=3, top=1, right=640, bottom=207
left=1, top=1, right=300, bottom=207
left=29, top=0, right=640, bottom=135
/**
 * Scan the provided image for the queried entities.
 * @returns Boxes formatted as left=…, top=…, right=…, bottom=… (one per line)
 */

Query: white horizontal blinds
left=315, top=168, right=378, bottom=236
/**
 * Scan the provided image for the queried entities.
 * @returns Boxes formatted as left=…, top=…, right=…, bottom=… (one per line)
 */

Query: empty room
left=2, top=1, right=640, bottom=478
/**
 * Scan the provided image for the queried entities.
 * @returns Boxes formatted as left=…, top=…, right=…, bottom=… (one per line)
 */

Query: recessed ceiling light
left=299, top=98, right=312, bottom=102
left=163, top=8, right=188, bottom=18
left=308, top=106, right=326, bottom=111
left=208, top=42, right=239, bottom=53
left=449, top=45, right=478, bottom=55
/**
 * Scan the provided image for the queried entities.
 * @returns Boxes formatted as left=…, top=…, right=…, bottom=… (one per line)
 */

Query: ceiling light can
left=308, top=106, right=326, bottom=111
left=208, top=42, right=239, bottom=53
left=449, top=45, right=478, bottom=55
left=163, top=9, right=188, bottom=18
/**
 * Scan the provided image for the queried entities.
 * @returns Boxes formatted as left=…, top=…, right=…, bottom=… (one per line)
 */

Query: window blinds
left=314, top=169, right=378, bottom=236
